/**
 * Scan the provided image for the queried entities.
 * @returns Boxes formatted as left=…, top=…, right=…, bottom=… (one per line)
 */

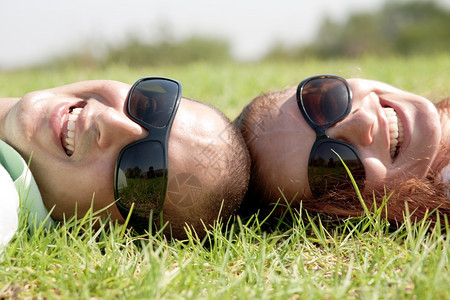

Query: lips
left=60, top=104, right=85, bottom=156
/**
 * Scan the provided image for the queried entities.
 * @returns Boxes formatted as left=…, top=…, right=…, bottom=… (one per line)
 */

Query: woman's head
left=1, top=79, right=250, bottom=238
left=236, top=76, right=445, bottom=220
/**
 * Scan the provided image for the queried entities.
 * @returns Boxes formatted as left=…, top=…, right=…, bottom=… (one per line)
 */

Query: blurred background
left=1, top=0, right=449, bottom=71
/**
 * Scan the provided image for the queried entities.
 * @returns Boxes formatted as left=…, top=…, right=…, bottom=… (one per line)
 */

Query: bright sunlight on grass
left=1, top=54, right=449, bottom=299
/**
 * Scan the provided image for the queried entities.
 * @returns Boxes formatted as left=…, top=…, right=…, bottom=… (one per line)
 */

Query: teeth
left=67, top=120, right=76, bottom=131
left=65, top=137, right=74, bottom=146
left=383, top=107, right=404, bottom=159
left=63, top=107, right=82, bottom=156
left=68, top=114, right=78, bottom=121
left=72, top=108, right=82, bottom=115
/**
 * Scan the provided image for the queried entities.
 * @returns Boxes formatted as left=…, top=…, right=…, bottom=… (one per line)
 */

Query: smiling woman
left=235, top=75, right=449, bottom=223
left=0, top=78, right=251, bottom=248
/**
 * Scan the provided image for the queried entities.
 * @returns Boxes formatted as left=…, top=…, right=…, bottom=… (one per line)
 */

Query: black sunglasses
left=114, top=77, right=182, bottom=230
left=296, top=75, right=365, bottom=198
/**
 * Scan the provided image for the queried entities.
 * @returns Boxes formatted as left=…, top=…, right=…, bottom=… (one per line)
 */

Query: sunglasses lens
left=301, top=77, right=351, bottom=127
left=115, top=141, right=166, bottom=216
left=308, top=141, right=365, bottom=198
left=128, top=79, right=180, bottom=128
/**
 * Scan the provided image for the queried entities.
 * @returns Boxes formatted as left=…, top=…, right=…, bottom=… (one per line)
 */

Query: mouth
left=60, top=103, right=86, bottom=156
left=382, top=106, right=404, bottom=160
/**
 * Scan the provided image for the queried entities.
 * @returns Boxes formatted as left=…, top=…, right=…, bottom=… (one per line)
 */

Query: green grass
left=1, top=54, right=449, bottom=299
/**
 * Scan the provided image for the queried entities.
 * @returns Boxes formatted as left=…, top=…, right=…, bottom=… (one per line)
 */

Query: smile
left=61, top=106, right=83, bottom=156
left=383, top=106, right=404, bottom=159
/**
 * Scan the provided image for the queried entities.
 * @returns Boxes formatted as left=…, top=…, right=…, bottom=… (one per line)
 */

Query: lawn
left=1, top=54, right=449, bottom=299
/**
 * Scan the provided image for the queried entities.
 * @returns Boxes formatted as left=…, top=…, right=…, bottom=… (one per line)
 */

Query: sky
left=1, top=0, right=447, bottom=70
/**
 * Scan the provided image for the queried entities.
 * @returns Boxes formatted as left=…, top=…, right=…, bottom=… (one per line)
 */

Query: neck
left=0, top=98, right=20, bottom=140
left=430, top=98, right=450, bottom=172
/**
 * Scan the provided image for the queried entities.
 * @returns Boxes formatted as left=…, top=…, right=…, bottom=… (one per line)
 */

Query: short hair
left=235, top=91, right=449, bottom=225
left=161, top=99, right=251, bottom=238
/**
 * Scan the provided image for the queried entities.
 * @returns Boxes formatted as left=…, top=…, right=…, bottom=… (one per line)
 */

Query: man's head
left=161, top=97, right=250, bottom=237
left=2, top=79, right=250, bottom=238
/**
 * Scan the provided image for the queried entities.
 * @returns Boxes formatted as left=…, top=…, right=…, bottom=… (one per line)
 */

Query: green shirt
left=0, top=139, right=54, bottom=248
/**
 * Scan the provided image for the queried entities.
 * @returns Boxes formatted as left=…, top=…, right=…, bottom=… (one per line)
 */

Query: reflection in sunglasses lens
left=128, top=79, right=179, bottom=128
left=116, top=141, right=166, bottom=214
left=309, top=141, right=365, bottom=197
left=302, top=78, right=350, bottom=127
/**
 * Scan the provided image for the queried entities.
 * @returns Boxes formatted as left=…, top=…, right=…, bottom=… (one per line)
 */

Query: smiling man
left=236, top=75, right=449, bottom=222
left=0, top=78, right=250, bottom=243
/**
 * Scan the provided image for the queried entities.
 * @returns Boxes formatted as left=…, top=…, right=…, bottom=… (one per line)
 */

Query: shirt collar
left=0, top=139, right=54, bottom=230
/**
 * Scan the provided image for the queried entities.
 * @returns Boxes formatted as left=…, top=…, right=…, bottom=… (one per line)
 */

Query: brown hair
left=235, top=91, right=449, bottom=224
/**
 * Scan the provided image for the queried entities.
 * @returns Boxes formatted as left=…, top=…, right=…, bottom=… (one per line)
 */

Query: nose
left=95, top=107, right=148, bottom=149
left=326, top=107, right=375, bottom=148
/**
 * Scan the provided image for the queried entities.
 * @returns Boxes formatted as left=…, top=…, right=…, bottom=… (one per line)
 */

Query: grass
left=1, top=54, right=449, bottom=299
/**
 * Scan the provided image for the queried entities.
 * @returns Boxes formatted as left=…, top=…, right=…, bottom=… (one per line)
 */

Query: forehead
left=244, top=87, right=315, bottom=200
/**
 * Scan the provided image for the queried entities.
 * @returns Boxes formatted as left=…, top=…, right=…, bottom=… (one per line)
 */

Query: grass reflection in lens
left=116, top=141, right=166, bottom=214
left=308, top=141, right=364, bottom=197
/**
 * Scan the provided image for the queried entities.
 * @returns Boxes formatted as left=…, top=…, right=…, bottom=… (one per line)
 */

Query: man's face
left=3, top=80, right=145, bottom=220
left=244, top=78, right=442, bottom=202
left=3, top=80, right=220, bottom=222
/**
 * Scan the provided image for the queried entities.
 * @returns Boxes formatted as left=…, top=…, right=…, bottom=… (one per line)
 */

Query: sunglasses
left=296, top=75, right=365, bottom=198
left=114, top=77, right=182, bottom=230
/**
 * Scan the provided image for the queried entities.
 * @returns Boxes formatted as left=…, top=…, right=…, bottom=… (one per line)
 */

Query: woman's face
left=2, top=80, right=150, bottom=221
left=249, top=78, right=442, bottom=201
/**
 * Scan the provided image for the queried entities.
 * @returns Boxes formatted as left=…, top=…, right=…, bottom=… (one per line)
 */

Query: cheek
left=259, top=143, right=311, bottom=201
left=362, top=157, right=388, bottom=192
left=362, top=157, right=424, bottom=193
left=31, top=158, right=116, bottom=220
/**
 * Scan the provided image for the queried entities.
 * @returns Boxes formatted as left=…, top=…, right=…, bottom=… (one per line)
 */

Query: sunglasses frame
left=296, top=75, right=365, bottom=198
left=114, top=77, right=182, bottom=230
